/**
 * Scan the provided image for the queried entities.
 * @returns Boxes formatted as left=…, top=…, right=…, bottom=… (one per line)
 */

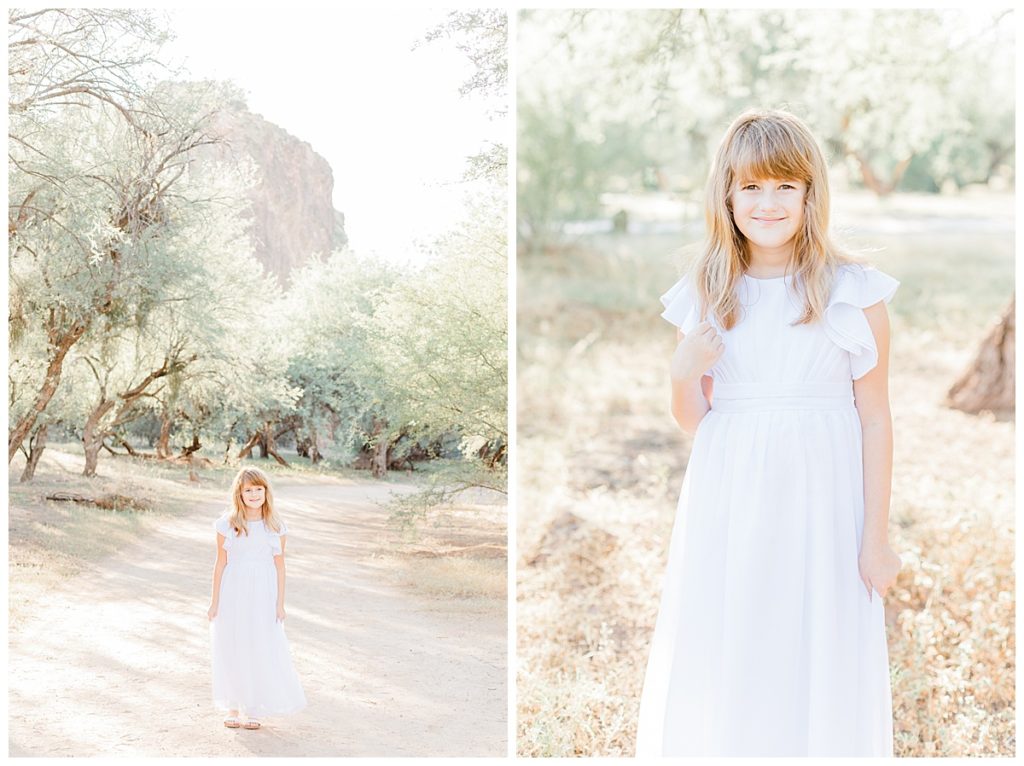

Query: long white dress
left=210, top=513, right=307, bottom=717
left=636, top=263, right=898, bottom=756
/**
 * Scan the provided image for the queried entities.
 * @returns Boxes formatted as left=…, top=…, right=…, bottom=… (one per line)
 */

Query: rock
left=198, top=102, right=348, bottom=286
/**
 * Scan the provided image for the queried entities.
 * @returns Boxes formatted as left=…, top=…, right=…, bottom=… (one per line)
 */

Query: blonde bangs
left=727, top=119, right=814, bottom=187
left=236, top=468, right=270, bottom=491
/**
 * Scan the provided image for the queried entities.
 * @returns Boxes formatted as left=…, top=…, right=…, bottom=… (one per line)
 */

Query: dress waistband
left=711, top=381, right=855, bottom=413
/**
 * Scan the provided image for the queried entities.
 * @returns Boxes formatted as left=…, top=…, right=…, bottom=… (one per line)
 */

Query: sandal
left=224, top=716, right=242, bottom=729
left=243, top=717, right=262, bottom=730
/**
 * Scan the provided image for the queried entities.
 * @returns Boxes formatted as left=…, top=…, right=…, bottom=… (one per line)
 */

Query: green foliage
left=8, top=9, right=254, bottom=457
left=10, top=9, right=508, bottom=507
left=421, top=9, right=507, bottom=113
left=387, top=459, right=507, bottom=529
left=363, top=182, right=507, bottom=448
left=277, top=247, right=398, bottom=456
left=275, top=180, right=507, bottom=483
left=419, top=9, right=508, bottom=184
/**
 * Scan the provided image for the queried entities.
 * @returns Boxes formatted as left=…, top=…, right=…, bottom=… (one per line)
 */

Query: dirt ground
left=8, top=456, right=507, bottom=757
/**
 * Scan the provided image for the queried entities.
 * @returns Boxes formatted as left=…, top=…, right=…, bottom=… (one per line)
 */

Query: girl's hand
left=858, top=541, right=902, bottom=601
left=208, top=603, right=218, bottom=621
left=276, top=604, right=286, bottom=623
left=670, top=321, right=725, bottom=382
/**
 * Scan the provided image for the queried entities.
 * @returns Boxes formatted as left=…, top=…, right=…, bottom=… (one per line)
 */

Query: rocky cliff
left=203, top=105, right=347, bottom=286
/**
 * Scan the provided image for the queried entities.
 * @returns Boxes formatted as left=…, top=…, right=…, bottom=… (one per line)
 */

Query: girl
left=636, top=108, right=902, bottom=756
left=208, top=467, right=307, bottom=729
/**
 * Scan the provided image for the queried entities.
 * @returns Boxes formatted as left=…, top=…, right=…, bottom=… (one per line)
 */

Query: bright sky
left=162, top=8, right=502, bottom=264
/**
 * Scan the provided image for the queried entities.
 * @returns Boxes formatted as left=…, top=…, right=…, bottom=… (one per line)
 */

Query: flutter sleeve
left=213, top=514, right=235, bottom=549
left=659, top=272, right=703, bottom=334
left=823, top=264, right=900, bottom=380
left=268, top=519, right=288, bottom=556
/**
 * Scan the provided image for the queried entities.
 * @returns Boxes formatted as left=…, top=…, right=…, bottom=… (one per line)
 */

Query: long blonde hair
left=225, top=466, right=283, bottom=537
left=690, top=107, right=866, bottom=331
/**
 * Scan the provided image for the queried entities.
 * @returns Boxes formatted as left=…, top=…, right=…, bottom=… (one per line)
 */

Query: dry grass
left=8, top=444, right=218, bottom=630
left=377, top=503, right=508, bottom=608
left=516, top=195, right=1015, bottom=756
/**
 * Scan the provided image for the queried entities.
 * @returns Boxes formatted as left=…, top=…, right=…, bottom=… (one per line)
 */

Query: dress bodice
left=659, top=264, right=900, bottom=387
left=213, top=513, right=288, bottom=564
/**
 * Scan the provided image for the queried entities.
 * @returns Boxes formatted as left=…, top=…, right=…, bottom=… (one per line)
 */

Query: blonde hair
left=225, top=466, right=283, bottom=537
left=690, top=107, right=866, bottom=331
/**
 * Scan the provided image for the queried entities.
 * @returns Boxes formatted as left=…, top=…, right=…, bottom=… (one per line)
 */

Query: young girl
left=636, top=108, right=902, bottom=756
left=208, top=467, right=307, bottom=729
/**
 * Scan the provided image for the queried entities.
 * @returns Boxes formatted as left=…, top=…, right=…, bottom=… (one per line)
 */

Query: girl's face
left=241, top=482, right=266, bottom=512
left=730, top=177, right=806, bottom=259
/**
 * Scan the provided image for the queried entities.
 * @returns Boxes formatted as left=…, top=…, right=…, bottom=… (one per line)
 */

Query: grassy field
left=515, top=191, right=1015, bottom=756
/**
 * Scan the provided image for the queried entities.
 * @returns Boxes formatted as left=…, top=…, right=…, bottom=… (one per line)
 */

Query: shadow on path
left=8, top=476, right=507, bottom=756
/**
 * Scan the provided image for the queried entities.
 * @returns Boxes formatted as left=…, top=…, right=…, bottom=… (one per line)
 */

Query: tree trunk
left=237, top=431, right=261, bottom=460
left=156, top=413, right=172, bottom=458
left=851, top=151, right=913, bottom=197
left=82, top=400, right=116, bottom=477
left=261, top=422, right=289, bottom=466
left=308, top=425, right=322, bottom=464
left=179, top=434, right=202, bottom=482
left=371, top=438, right=389, bottom=479
left=8, top=322, right=87, bottom=462
left=267, top=446, right=290, bottom=467
left=83, top=437, right=104, bottom=477
left=370, top=418, right=389, bottom=479
left=19, top=423, right=48, bottom=482
left=179, top=434, right=202, bottom=457
left=947, top=296, right=1014, bottom=414
left=478, top=436, right=507, bottom=468
left=80, top=352, right=194, bottom=476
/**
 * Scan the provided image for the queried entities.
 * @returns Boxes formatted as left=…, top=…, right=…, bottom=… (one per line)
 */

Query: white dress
left=210, top=513, right=307, bottom=717
left=636, top=263, right=898, bottom=756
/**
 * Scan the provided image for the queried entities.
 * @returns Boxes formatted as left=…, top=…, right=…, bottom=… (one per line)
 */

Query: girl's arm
left=670, top=329, right=713, bottom=434
left=208, top=533, right=228, bottom=619
left=274, top=536, right=287, bottom=620
left=852, top=301, right=902, bottom=599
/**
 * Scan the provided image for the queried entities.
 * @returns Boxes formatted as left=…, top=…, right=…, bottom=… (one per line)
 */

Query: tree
left=360, top=183, right=507, bottom=489
left=946, top=298, right=1014, bottom=415
left=75, top=331, right=196, bottom=476
left=8, top=8, right=242, bottom=461
left=278, top=248, right=398, bottom=468
left=419, top=9, right=507, bottom=182
left=9, top=8, right=170, bottom=126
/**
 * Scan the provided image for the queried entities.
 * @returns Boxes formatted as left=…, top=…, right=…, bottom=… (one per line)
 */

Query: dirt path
left=8, top=475, right=506, bottom=756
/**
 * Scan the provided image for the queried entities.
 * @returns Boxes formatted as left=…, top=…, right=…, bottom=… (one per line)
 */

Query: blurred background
left=516, top=8, right=1014, bottom=757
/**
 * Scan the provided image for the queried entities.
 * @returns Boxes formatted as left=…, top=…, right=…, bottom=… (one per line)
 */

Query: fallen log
left=45, top=492, right=149, bottom=511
